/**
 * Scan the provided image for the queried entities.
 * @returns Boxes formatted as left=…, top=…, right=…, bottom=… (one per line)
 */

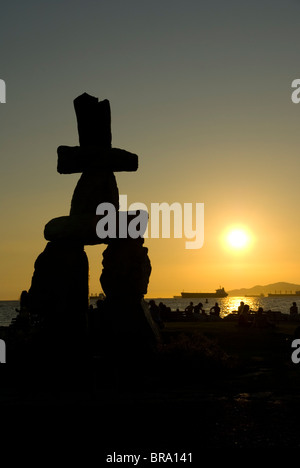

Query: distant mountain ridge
left=228, top=282, right=300, bottom=297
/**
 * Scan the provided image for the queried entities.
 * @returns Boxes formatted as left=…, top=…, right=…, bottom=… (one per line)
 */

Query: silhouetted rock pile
left=22, top=93, right=159, bottom=377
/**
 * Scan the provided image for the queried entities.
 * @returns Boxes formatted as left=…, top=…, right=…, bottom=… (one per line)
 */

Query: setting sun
left=223, top=227, right=252, bottom=251
left=227, top=229, right=248, bottom=249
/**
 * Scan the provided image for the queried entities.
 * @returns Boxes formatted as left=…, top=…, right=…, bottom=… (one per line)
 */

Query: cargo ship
left=268, top=291, right=300, bottom=297
left=181, top=287, right=228, bottom=299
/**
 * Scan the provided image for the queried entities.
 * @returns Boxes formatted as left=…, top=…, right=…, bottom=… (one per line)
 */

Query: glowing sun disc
left=227, top=229, right=249, bottom=249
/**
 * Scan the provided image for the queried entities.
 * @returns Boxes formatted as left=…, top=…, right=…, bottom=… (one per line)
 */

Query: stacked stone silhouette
left=27, top=93, right=158, bottom=361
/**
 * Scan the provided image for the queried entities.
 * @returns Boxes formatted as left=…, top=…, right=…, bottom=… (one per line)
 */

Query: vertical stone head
left=74, top=93, right=112, bottom=148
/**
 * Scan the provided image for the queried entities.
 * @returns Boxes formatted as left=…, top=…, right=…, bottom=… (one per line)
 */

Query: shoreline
left=1, top=318, right=300, bottom=447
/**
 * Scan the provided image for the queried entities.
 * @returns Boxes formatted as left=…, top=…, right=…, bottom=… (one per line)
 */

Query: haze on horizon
left=1, top=0, right=300, bottom=300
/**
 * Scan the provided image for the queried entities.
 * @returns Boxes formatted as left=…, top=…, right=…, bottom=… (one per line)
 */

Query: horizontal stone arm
left=57, top=146, right=138, bottom=174
left=44, top=210, right=148, bottom=245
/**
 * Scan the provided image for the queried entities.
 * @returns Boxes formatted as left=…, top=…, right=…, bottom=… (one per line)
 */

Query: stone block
left=57, top=146, right=138, bottom=174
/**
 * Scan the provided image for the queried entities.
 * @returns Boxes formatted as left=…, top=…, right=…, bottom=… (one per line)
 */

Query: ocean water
left=1, top=296, right=298, bottom=327
left=0, top=301, right=19, bottom=327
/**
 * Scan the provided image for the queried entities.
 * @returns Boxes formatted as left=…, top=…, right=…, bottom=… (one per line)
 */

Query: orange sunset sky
left=1, top=1, right=300, bottom=300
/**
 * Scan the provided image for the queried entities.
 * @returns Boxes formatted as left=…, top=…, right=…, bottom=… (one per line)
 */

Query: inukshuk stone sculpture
left=27, top=93, right=159, bottom=371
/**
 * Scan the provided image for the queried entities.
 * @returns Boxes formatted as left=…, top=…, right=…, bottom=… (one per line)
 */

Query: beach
left=1, top=298, right=300, bottom=450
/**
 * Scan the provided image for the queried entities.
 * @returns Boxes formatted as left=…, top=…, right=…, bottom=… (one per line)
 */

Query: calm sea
left=0, top=301, right=19, bottom=326
left=1, top=296, right=298, bottom=327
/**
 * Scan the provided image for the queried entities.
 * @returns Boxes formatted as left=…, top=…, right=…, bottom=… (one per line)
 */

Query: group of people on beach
left=237, top=301, right=257, bottom=327
left=147, top=298, right=300, bottom=329
left=148, top=300, right=168, bottom=328
left=184, top=301, right=220, bottom=317
left=236, top=300, right=299, bottom=328
left=148, top=299, right=222, bottom=327
left=237, top=300, right=298, bottom=316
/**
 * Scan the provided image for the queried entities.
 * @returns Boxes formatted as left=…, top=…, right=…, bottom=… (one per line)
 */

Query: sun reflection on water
left=220, top=296, right=260, bottom=317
